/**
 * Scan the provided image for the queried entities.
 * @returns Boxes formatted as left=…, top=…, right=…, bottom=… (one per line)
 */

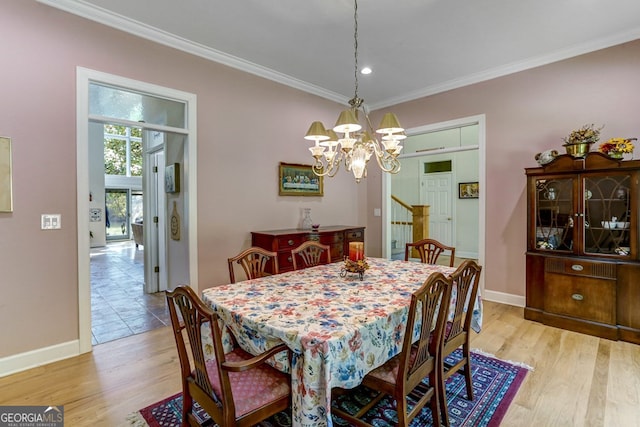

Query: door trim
left=382, top=114, right=485, bottom=289
left=76, top=67, right=198, bottom=353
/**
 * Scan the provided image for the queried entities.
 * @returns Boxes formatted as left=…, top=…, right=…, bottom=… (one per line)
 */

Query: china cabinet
left=525, top=152, right=640, bottom=343
left=251, top=226, right=365, bottom=273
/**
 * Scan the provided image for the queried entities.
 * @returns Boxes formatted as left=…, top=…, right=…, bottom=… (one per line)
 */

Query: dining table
left=201, top=257, right=482, bottom=427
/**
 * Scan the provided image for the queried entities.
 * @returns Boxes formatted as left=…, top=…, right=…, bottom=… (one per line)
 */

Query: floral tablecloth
left=201, top=257, right=482, bottom=427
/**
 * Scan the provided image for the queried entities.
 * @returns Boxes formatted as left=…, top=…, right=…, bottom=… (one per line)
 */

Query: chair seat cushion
left=366, top=346, right=418, bottom=384
left=205, top=347, right=290, bottom=417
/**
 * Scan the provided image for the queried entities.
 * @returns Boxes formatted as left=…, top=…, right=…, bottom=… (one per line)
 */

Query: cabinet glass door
left=583, top=174, right=631, bottom=256
left=535, top=178, right=574, bottom=251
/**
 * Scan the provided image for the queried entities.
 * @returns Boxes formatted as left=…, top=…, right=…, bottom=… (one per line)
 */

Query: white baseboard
left=483, top=289, right=525, bottom=307
left=0, top=340, right=81, bottom=378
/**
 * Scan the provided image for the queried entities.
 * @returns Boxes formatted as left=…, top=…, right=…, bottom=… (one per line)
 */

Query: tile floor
left=90, top=241, right=170, bottom=345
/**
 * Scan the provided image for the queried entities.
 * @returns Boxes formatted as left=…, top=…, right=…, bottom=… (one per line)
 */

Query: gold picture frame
left=279, top=162, right=323, bottom=196
left=459, top=181, right=479, bottom=199
left=0, top=136, right=13, bottom=212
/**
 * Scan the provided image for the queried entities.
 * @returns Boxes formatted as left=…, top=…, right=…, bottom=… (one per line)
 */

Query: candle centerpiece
left=348, top=241, right=364, bottom=261
left=341, top=242, right=368, bottom=280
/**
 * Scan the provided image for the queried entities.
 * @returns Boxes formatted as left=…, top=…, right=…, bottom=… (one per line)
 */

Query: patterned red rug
left=127, top=349, right=531, bottom=427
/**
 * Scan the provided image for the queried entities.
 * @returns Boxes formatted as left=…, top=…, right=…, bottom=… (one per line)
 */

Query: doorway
left=383, top=114, right=485, bottom=287
left=76, top=67, right=198, bottom=353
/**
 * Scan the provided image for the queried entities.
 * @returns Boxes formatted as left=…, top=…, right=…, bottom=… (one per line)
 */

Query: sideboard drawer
left=277, top=235, right=305, bottom=250
left=545, top=257, right=617, bottom=279
left=543, top=273, right=616, bottom=324
left=320, top=233, right=344, bottom=244
left=277, top=251, right=294, bottom=271
left=346, top=229, right=364, bottom=241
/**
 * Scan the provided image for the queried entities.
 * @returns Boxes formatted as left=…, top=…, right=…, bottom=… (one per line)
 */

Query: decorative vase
left=301, top=208, right=313, bottom=229
left=608, top=151, right=623, bottom=159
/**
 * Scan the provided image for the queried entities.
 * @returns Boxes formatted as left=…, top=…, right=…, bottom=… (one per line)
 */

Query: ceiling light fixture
left=304, top=0, right=405, bottom=183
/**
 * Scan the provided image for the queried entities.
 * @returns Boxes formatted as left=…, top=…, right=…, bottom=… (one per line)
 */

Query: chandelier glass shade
left=304, top=0, right=405, bottom=183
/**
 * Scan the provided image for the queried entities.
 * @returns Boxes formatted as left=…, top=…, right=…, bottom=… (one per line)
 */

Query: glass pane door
left=105, top=189, right=130, bottom=241
left=584, top=174, right=631, bottom=256
left=535, top=178, right=574, bottom=251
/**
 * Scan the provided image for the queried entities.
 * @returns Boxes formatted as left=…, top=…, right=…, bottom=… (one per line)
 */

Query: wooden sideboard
left=251, top=226, right=365, bottom=273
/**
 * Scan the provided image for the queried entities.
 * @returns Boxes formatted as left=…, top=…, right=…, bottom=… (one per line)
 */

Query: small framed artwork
left=165, top=163, right=180, bottom=193
left=459, top=181, right=479, bottom=199
left=279, top=162, right=323, bottom=196
left=0, top=136, right=13, bottom=212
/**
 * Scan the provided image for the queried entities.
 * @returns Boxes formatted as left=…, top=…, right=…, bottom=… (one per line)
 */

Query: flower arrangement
left=598, top=138, right=636, bottom=155
left=340, top=257, right=369, bottom=281
left=562, top=124, right=603, bottom=145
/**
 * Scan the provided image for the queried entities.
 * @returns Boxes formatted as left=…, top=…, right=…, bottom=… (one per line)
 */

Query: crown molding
left=370, top=29, right=640, bottom=110
left=37, top=0, right=349, bottom=105
left=37, top=1, right=640, bottom=110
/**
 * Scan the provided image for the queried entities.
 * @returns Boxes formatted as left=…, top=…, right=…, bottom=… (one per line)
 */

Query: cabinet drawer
left=277, top=250, right=294, bottom=271
left=346, top=229, right=364, bottom=240
left=276, top=235, right=304, bottom=250
left=543, top=273, right=616, bottom=324
left=330, top=243, right=344, bottom=261
left=544, top=257, right=616, bottom=279
left=320, top=233, right=344, bottom=244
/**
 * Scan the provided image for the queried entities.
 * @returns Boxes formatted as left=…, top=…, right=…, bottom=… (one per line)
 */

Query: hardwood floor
left=1, top=301, right=638, bottom=426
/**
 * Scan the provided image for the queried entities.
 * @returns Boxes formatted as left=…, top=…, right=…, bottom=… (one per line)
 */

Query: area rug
left=127, top=349, right=531, bottom=427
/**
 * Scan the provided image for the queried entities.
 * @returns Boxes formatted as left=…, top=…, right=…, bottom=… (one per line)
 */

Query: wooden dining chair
left=291, top=240, right=331, bottom=270
left=405, top=238, right=456, bottom=267
left=331, top=272, right=453, bottom=427
left=227, top=247, right=279, bottom=284
left=166, top=285, right=291, bottom=427
left=438, top=259, right=482, bottom=427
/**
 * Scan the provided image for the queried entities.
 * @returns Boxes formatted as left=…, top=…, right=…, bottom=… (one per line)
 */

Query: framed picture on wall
left=459, top=181, right=479, bottom=199
left=165, top=163, right=180, bottom=193
left=279, top=162, right=323, bottom=196
left=0, top=136, right=13, bottom=212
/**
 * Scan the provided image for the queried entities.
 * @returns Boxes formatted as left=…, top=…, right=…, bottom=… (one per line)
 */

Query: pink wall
left=367, top=40, right=640, bottom=297
left=0, top=1, right=362, bottom=358
left=1, top=0, right=639, bottom=363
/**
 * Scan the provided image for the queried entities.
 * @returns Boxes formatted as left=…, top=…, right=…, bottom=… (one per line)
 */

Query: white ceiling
left=39, top=0, right=640, bottom=109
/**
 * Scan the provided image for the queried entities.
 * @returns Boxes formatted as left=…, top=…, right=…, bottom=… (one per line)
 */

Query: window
left=104, top=124, right=142, bottom=176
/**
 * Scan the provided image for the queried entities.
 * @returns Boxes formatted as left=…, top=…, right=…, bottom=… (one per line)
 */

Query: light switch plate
left=41, top=214, right=61, bottom=230
left=374, top=208, right=381, bottom=217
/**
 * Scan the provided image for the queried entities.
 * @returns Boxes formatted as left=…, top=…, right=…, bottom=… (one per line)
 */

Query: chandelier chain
left=303, top=0, right=404, bottom=183
left=353, top=0, right=359, bottom=101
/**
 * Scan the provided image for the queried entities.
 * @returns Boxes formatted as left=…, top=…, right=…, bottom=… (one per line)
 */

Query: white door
left=144, top=149, right=167, bottom=293
left=420, top=172, right=454, bottom=246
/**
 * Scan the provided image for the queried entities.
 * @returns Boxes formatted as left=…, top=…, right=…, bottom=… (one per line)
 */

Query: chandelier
left=304, top=0, right=405, bottom=183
